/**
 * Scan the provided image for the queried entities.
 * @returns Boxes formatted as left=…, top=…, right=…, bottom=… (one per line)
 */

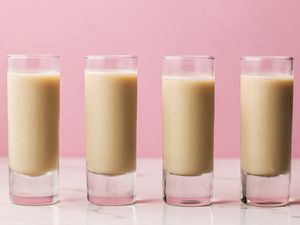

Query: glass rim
left=7, top=54, right=59, bottom=59
left=162, top=55, right=214, bottom=60
left=241, top=56, right=293, bottom=61
left=85, top=55, right=137, bottom=60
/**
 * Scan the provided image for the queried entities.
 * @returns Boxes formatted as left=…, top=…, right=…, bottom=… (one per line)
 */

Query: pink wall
left=0, top=0, right=300, bottom=157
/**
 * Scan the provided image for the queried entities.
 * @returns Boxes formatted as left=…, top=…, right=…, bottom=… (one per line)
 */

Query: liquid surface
left=241, top=74, right=293, bottom=176
left=8, top=73, right=60, bottom=176
left=85, top=71, right=137, bottom=175
left=163, top=76, right=214, bottom=176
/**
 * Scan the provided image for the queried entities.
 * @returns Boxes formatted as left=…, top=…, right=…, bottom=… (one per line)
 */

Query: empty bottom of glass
left=9, top=169, right=59, bottom=206
left=87, top=170, right=135, bottom=206
left=241, top=171, right=290, bottom=207
left=163, top=170, right=213, bottom=207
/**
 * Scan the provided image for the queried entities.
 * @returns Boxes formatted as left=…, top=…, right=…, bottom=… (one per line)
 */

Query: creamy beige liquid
left=8, top=72, right=60, bottom=176
left=163, top=76, right=214, bottom=176
left=85, top=70, right=137, bottom=175
left=241, top=74, right=293, bottom=176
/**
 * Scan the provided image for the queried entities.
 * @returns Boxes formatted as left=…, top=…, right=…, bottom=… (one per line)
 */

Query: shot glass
left=162, top=56, right=215, bottom=206
left=7, top=54, right=60, bottom=205
left=241, top=56, right=294, bottom=206
left=85, top=55, right=137, bottom=205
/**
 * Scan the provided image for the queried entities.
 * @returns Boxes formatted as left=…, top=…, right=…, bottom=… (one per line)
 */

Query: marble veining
left=0, top=158, right=300, bottom=225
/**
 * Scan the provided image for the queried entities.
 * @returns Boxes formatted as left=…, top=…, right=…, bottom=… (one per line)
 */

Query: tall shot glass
left=7, top=54, right=60, bottom=205
left=85, top=55, right=137, bottom=205
left=241, top=56, right=294, bottom=206
left=162, top=56, right=215, bottom=206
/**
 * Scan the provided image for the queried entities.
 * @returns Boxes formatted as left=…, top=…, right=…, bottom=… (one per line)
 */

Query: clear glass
left=162, top=56, right=215, bottom=206
left=85, top=55, right=137, bottom=205
left=240, top=56, right=293, bottom=206
left=7, top=54, right=60, bottom=205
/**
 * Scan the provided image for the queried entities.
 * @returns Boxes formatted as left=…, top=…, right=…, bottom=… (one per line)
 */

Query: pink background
left=0, top=0, right=300, bottom=157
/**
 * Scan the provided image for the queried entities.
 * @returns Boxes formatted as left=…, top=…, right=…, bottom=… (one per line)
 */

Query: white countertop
left=0, top=158, right=300, bottom=225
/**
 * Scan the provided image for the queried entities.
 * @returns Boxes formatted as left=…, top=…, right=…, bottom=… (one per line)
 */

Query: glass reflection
left=87, top=204, right=136, bottom=225
left=10, top=204, right=59, bottom=225
left=163, top=204, right=214, bottom=225
left=239, top=206, right=290, bottom=225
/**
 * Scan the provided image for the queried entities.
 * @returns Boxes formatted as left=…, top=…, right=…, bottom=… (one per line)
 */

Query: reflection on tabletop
left=239, top=206, right=290, bottom=225
left=9, top=204, right=59, bottom=225
left=2, top=158, right=300, bottom=225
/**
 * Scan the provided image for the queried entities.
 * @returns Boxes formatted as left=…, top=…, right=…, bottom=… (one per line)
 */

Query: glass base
left=163, top=170, right=213, bottom=207
left=241, top=171, right=290, bottom=207
left=87, top=170, right=135, bottom=206
left=9, top=169, right=59, bottom=206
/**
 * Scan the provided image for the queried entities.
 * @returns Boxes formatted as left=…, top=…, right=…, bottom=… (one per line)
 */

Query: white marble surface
left=0, top=158, right=300, bottom=225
